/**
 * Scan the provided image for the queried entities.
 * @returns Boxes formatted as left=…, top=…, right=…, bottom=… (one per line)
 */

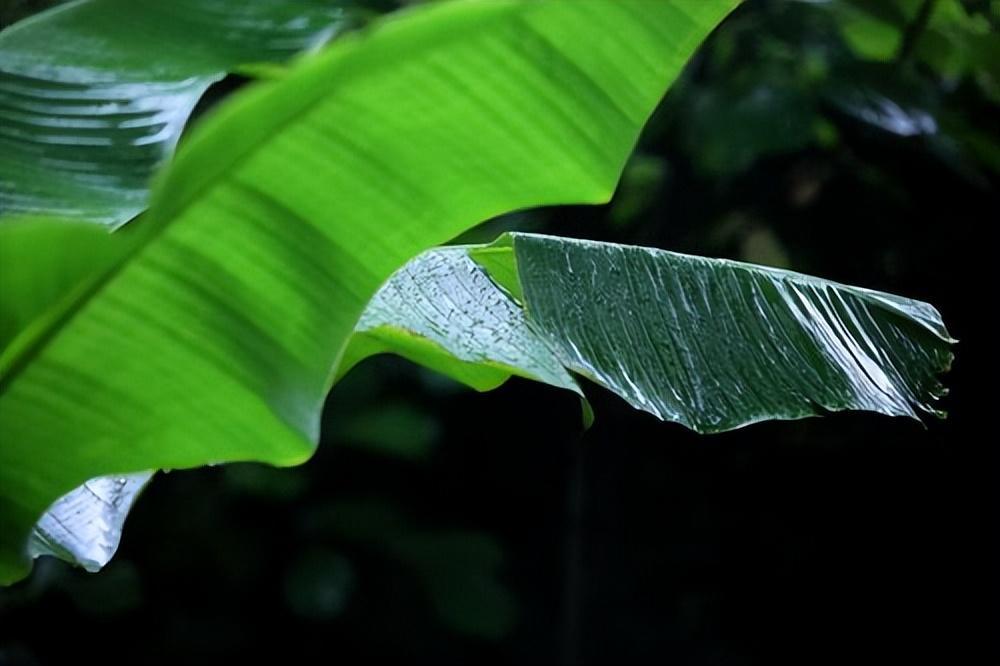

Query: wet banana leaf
left=0, top=0, right=353, bottom=227
left=350, top=233, right=954, bottom=433
left=344, top=247, right=582, bottom=396
left=28, top=230, right=954, bottom=576
left=27, top=471, right=153, bottom=572
left=0, top=0, right=737, bottom=583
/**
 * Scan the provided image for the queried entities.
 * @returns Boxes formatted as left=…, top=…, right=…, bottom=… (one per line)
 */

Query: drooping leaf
left=347, top=233, right=954, bottom=433
left=37, top=228, right=955, bottom=576
left=345, top=247, right=581, bottom=396
left=28, top=471, right=152, bottom=572
left=0, top=0, right=738, bottom=583
left=0, top=0, right=353, bottom=227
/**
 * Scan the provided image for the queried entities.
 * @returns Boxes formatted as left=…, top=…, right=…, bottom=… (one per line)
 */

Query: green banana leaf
left=354, top=234, right=954, bottom=431
left=0, top=0, right=353, bottom=227
left=26, top=231, right=954, bottom=575
left=0, top=0, right=738, bottom=584
left=27, top=471, right=152, bottom=572
left=344, top=246, right=583, bottom=395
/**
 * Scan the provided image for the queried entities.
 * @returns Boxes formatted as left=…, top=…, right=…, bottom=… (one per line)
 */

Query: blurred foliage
left=1, top=0, right=995, bottom=664
left=662, top=0, right=999, bottom=184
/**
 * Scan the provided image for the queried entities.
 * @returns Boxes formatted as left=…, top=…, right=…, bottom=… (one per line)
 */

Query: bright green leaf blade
left=344, top=233, right=954, bottom=434
left=0, top=0, right=352, bottom=226
left=0, top=218, right=132, bottom=364
left=28, top=222, right=954, bottom=575
left=0, top=0, right=737, bottom=583
left=24, top=244, right=564, bottom=576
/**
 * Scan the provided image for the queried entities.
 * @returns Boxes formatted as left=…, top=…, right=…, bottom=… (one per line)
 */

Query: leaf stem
left=895, top=0, right=937, bottom=65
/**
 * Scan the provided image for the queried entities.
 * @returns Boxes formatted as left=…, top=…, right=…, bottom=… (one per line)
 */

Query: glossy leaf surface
left=347, top=247, right=581, bottom=395
left=0, top=0, right=737, bottom=583
left=0, top=0, right=351, bottom=226
left=351, top=233, right=954, bottom=433
left=28, top=471, right=152, bottom=572
left=36, top=230, right=955, bottom=575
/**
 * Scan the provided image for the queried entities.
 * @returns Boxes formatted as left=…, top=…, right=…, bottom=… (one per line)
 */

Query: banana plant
left=0, top=0, right=952, bottom=586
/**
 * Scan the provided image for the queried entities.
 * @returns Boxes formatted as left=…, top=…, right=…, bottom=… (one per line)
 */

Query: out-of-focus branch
left=895, top=0, right=938, bottom=65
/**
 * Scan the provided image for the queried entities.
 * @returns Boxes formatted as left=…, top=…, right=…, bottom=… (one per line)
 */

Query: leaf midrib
left=0, top=1, right=543, bottom=396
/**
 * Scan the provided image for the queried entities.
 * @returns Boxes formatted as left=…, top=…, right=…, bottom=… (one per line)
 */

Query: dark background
left=1, top=0, right=996, bottom=664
